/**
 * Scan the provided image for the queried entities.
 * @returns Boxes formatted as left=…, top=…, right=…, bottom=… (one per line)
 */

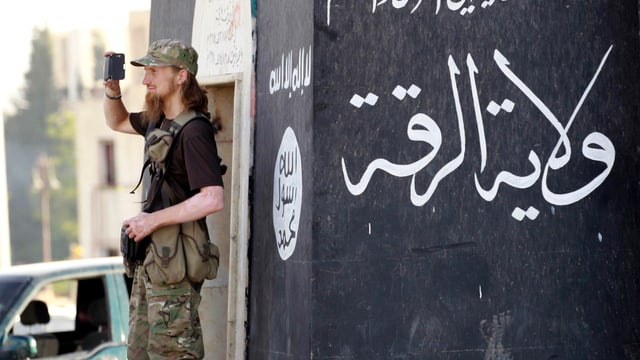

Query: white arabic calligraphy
left=273, top=127, right=303, bottom=260
left=326, top=0, right=508, bottom=23
left=372, top=0, right=508, bottom=15
left=269, top=46, right=312, bottom=97
left=341, top=46, right=616, bottom=210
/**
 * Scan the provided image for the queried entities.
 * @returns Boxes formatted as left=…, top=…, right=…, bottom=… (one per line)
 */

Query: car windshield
left=0, top=278, right=30, bottom=321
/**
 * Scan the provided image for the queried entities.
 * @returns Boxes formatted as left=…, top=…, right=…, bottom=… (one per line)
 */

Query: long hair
left=141, top=68, right=209, bottom=124
left=181, top=72, right=209, bottom=115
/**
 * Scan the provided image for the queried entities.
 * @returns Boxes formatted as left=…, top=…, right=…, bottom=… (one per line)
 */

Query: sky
left=0, top=0, right=150, bottom=113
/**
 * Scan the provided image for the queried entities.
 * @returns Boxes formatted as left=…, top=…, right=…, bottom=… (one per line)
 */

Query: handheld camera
left=104, top=53, right=125, bottom=81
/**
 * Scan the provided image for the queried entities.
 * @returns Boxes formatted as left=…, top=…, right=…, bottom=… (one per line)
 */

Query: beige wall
left=200, top=84, right=234, bottom=360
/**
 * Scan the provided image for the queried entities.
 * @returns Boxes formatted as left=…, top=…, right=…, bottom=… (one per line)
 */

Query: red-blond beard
left=142, top=92, right=164, bottom=124
left=142, top=78, right=181, bottom=123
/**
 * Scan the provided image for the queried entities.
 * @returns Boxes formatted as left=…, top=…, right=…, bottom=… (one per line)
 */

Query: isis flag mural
left=250, top=1, right=640, bottom=359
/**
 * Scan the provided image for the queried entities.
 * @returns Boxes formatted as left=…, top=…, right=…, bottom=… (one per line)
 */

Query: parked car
left=0, top=257, right=131, bottom=359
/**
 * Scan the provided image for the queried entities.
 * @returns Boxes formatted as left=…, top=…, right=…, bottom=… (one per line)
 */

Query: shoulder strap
left=168, top=109, right=200, bottom=136
left=144, top=111, right=210, bottom=209
left=157, top=110, right=208, bottom=207
left=129, top=120, right=159, bottom=195
left=129, top=110, right=208, bottom=197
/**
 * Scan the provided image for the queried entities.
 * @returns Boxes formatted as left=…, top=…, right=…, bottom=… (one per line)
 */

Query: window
left=14, top=279, right=78, bottom=335
left=12, top=276, right=112, bottom=357
left=99, top=140, right=116, bottom=186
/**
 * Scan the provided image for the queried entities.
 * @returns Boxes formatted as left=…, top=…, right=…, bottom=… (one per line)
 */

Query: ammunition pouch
left=143, top=219, right=219, bottom=285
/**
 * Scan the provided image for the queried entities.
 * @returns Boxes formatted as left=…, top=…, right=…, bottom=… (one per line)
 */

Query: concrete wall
left=249, top=0, right=313, bottom=358
left=149, top=0, right=195, bottom=42
left=250, top=0, right=640, bottom=359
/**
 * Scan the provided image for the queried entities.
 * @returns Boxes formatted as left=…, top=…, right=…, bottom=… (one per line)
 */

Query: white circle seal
left=272, top=127, right=302, bottom=260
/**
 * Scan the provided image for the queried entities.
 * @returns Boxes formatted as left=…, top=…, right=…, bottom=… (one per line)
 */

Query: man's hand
left=122, top=186, right=224, bottom=242
left=103, top=51, right=122, bottom=97
left=123, top=212, right=156, bottom=242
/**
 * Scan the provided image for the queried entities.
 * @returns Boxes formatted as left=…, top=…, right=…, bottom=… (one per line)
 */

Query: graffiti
left=341, top=46, right=616, bottom=219
left=205, top=2, right=243, bottom=67
left=327, top=0, right=508, bottom=24
left=269, top=46, right=312, bottom=97
left=273, top=127, right=303, bottom=260
left=193, top=0, right=244, bottom=76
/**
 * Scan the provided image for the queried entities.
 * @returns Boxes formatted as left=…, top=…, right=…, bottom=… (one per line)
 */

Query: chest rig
left=131, top=110, right=208, bottom=210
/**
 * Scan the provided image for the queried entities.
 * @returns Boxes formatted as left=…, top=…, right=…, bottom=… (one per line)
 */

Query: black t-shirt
left=130, top=111, right=224, bottom=212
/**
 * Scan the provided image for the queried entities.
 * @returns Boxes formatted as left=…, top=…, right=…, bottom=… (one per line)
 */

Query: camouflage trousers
left=127, top=266, right=205, bottom=360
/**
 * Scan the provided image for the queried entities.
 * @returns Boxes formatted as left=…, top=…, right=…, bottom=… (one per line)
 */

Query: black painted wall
left=250, top=0, right=314, bottom=359
left=251, top=1, right=640, bottom=359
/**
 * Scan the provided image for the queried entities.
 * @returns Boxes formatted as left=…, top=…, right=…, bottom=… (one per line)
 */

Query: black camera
left=104, top=53, right=125, bottom=81
left=120, top=225, right=135, bottom=261
left=120, top=225, right=150, bottom=263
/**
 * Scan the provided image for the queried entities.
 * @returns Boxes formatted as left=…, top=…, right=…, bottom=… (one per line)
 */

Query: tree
left=3, top=27, right=76, bottom=264
left=5, top=28, right=59, bottom=146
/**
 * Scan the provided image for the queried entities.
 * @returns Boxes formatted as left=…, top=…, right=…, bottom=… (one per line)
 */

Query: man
left=103, top=39, right=224, bottom=359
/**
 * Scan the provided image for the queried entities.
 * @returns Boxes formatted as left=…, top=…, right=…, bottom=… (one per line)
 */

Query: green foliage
left=5, top=28, right=60, bottom=149
left=4, top=27, right=77, bottom=264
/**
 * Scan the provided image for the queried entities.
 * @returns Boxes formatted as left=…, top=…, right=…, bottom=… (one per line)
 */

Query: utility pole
left=33, top=153, right=60, bottom=262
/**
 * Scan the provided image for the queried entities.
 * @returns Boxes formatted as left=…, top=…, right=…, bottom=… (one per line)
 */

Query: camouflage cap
left=130, top=39, right=199, bottom=75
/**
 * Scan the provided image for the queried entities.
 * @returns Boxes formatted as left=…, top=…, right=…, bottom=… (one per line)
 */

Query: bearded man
left=103, top=39, right=224, bottom=360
